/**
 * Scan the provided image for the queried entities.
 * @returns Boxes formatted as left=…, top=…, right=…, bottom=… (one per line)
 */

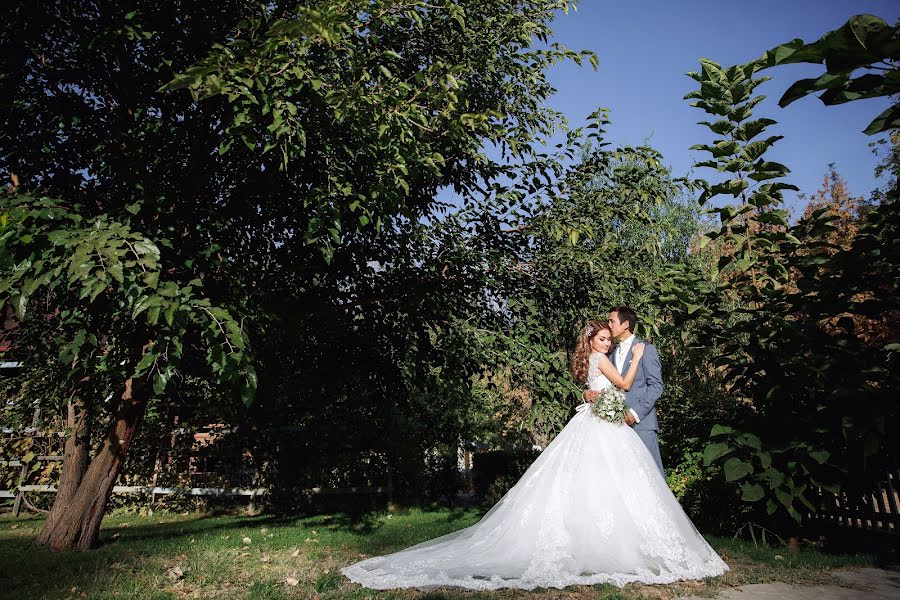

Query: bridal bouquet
left=590, top=388, right=627, bottom=424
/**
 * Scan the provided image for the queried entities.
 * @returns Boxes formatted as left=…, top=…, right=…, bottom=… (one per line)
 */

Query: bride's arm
left=596, top=345, right=644, bottom=391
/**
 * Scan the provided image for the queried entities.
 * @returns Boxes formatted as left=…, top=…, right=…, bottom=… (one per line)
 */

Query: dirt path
left=677, top=567, right=900, bottom=600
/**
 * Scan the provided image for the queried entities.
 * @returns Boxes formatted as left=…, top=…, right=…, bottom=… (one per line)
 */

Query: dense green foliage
left=665, top=16, right=899, bottom=527
left=0, top=0, right=609, bottom=517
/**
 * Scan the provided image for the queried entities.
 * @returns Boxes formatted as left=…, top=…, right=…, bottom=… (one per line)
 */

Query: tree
left=1, top=0, right=593, bottom=548
left=800, top=164, right=868, bottom=251
left=666, top=16, right=899, bottom=529
left=433, top=112, right=712, bottom=448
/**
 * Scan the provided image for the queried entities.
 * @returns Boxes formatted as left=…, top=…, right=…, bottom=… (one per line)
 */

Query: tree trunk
left=37, top=391, right=90, bottom=545
left=38, top=374, right=149, bottom=550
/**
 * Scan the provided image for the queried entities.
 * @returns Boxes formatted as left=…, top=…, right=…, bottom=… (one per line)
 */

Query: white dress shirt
left=615, top=334, right=640, bottom=424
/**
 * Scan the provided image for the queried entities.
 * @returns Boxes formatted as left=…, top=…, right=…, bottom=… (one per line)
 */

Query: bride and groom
left=342, top=306, right=729, bottom=590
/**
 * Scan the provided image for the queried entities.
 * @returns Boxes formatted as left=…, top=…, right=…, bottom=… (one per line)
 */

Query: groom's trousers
left=635, top=429, right=664, bottom=475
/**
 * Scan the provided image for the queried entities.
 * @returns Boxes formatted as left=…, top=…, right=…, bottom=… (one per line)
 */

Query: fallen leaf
left=260, top=556, right=270, bottom=563
left=285, top=577, right=299, bottom=587
left=242, top=536, right=252, bottom=545
left=291, top=549, right=300, bottom=557
left=167, top=566, right=184, bottom=582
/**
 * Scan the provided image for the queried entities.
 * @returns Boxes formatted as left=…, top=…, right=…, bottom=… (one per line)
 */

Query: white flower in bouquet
left=590, top=387, right=627, bottom=424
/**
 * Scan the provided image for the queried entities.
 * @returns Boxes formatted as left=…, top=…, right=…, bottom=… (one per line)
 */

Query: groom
left=587, top=306, right=665, bottom=474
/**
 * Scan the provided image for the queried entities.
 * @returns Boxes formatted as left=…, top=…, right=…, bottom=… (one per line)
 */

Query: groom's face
left=608, top=312, right=627, bottom=339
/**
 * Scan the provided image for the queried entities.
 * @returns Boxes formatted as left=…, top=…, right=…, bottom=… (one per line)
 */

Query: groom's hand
left=624, top=412, right=636, bottom=426
left=583, top=390, right=600, bottom=403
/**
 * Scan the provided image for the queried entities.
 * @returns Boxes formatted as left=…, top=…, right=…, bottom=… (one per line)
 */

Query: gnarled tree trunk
left=37, top=390, right=90, bottom=545
left=37, top=374, right=149, bottom=550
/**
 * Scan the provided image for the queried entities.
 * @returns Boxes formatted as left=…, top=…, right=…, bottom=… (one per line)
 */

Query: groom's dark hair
left=612, top=305, right=638, bottom=332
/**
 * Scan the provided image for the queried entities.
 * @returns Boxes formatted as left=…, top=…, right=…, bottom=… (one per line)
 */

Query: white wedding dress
left=342, top=352, right=729, bottom=590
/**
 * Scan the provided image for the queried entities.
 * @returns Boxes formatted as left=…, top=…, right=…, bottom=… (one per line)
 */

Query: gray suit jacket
left=611, top=336, right=663, bottom=432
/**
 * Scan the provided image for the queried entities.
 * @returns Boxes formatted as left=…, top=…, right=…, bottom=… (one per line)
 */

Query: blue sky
left=543, top=0, right=899, bottom=212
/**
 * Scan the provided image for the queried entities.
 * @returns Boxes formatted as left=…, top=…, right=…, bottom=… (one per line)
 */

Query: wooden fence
left=810, top=468, right=899, bottom=534
left=1, top=451, right=387, bottom=517
left=1, top=425, right=389, bottom=517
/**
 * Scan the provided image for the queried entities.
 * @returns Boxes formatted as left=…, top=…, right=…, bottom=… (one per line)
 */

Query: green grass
left=0, top=507, right=877, bottom=599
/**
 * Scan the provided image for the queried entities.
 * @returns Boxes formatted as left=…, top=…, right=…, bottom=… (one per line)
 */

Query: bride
left=342, top=320, right=729, bottom=590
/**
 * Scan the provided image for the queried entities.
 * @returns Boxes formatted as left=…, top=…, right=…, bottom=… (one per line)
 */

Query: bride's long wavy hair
left=571, top=319, right=610, bottom=385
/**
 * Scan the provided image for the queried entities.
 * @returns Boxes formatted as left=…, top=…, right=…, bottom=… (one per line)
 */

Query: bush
left=472, top=448, right=540, bottom=505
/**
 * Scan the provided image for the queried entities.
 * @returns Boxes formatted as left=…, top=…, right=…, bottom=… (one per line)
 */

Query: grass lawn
left=0, top=507, right=878, bottom=599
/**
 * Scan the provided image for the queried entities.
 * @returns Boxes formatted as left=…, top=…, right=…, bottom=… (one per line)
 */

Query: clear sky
left=543, top=0, right=899, bottom=212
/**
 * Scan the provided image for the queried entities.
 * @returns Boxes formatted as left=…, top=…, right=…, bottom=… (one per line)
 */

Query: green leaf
left=147, top=304, right=161, bottom=325
left=132, top=294, right=155, bottom=319
left=780, top=72, right=850, bottom=107
left=142, top=270, right=159, bottom=289
left=864, top=104, right=900, bottom=135
left=736, top=432, right=762, bottom=450
left=775, top=486, right=793, bottom=509
left=108, top=262, right=124, bottom=283
left=163, top=300, right=178, bottom=327
left=157, top=281, right=178, bottom=297
left=152, top=370, right=170, bottom=395
left=741, top=136, right=783, bottom=161
left=809, top=449, right=830, bottom=464
left=132, top=239, right=160, bottom=260
left=703, top=441, right=733, bottom=466
left=710, top=424, right=734, bottom=436
left=88, top=278, right=107, bottom=301
left=741, top=482, right=765, bottom=502
left=735, top=118, right=777, bottom=142
left=11, top=292, right=27, bottom=319
left=133, top=350, right=156, bottom=376
left=724, top=457, right=754, bottom=482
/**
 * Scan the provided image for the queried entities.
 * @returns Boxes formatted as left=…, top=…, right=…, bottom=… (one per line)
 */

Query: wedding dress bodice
left=587, top=352, right=613, bottom=392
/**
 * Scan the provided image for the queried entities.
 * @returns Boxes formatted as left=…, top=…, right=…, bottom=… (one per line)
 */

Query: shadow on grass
left=0, top=504, right=482, bottom=597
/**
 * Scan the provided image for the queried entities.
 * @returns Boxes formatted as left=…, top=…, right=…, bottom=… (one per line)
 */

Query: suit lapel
left=621, top=336, right=642, bottom=375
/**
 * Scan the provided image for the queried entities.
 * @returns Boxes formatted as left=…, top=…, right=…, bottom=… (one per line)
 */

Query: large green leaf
left=724, top=457, right=754, bottom=482
left=703, top=441, right=733, bottom=466
left=741, top=482, right=765, bottom=501
left=864, top=104, right=900, bottom=135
